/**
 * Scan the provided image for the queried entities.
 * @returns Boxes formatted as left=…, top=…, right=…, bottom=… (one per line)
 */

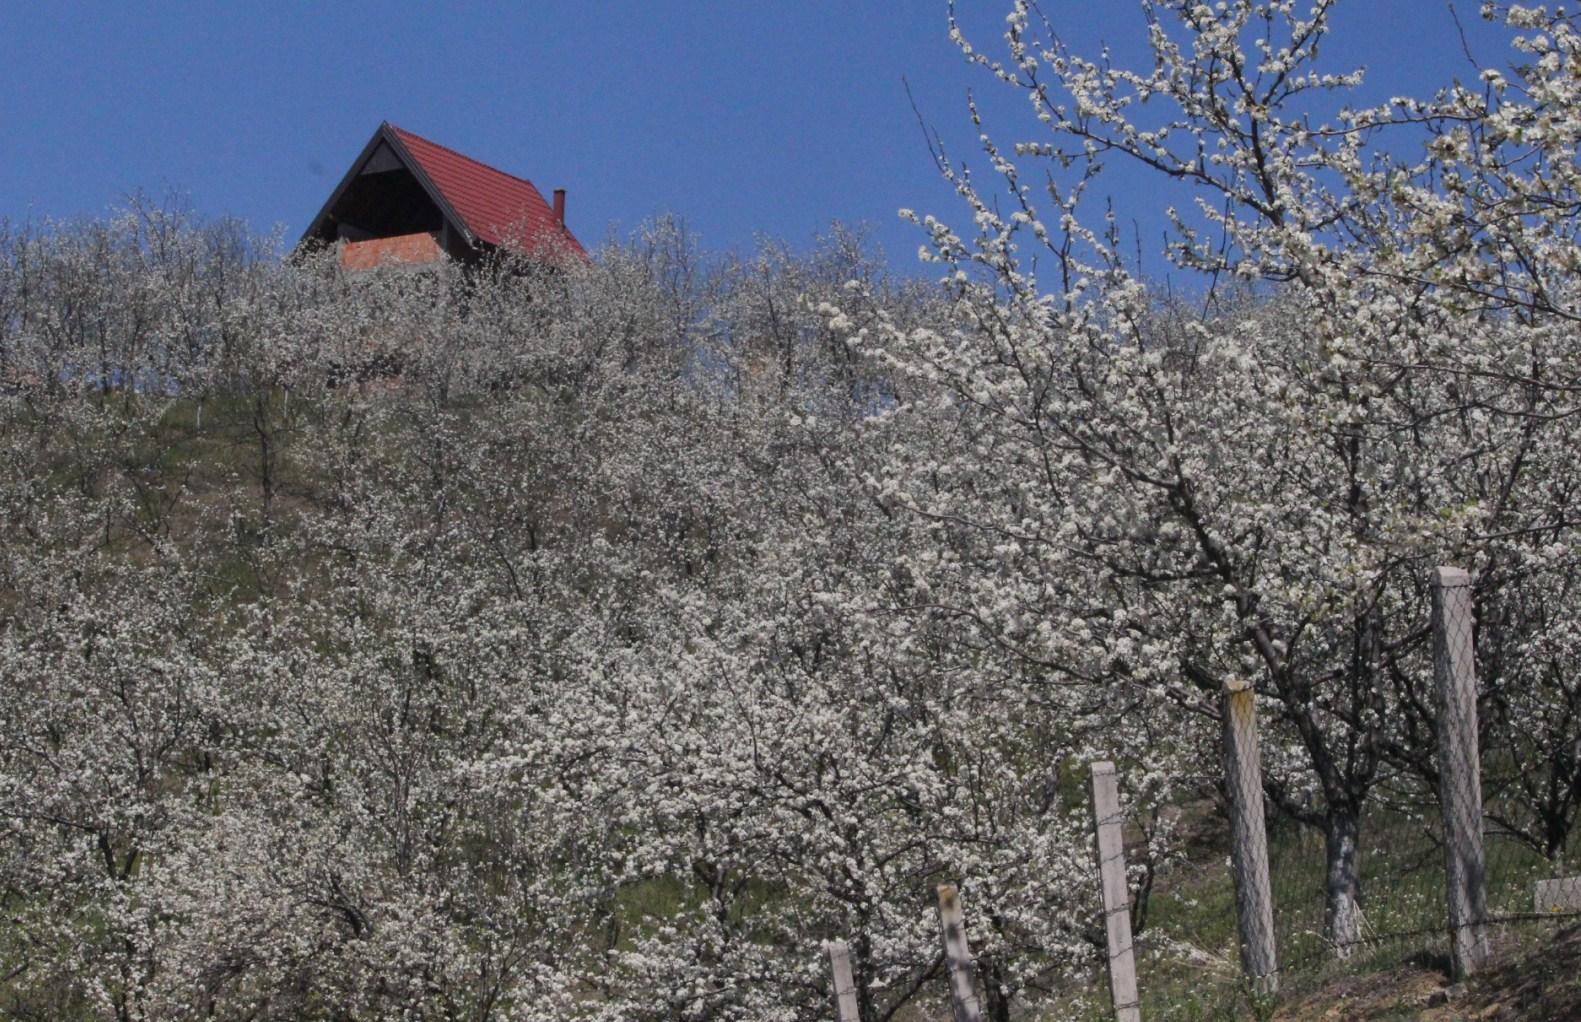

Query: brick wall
left=339, top=232, right=443, bottom=271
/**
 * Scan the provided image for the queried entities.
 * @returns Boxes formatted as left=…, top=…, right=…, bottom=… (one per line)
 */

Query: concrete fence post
left=1431, top=565, right=1490, bottom=979
left=1222, top=679, right=1279, bottom=994
left=935, top=884, right=983, bottom=1022
left=1090, top=761, right=1142, bottom=1022
left=826, top=939, right=860, bottom=1022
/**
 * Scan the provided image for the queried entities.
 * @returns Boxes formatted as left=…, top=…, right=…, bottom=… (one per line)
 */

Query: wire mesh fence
left=1256, top=784, right=1581, bottom=970
left=1221, top=569, right=1581, bottom=992
left=1264, top=794, right=1449, bottom=969
left=825, top=565, right=1581, bottom=1019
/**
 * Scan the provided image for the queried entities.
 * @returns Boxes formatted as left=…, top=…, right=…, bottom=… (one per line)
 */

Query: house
left=300, top=122, right=586, bottom=269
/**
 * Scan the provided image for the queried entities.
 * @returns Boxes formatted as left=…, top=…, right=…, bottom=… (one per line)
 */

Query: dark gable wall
left=314, top=168, right=445, bottom=243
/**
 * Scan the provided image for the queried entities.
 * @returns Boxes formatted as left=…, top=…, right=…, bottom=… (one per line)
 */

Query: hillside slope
left=1269, top=926, right=1581, bottom=1022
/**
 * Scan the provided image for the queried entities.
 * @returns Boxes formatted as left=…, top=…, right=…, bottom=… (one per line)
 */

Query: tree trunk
left=1323, top=809, right=1362, bottom=957
left=254, top=391, right=275, bottom=535
left=979, top=957, right=1011, bottom=1022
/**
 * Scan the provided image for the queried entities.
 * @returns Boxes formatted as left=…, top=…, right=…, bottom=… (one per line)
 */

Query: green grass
left=1051, top=797, right=1581, bottom=1020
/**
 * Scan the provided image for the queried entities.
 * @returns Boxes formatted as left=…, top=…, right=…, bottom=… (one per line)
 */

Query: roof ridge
left=387, top=123, right=544, bottom=192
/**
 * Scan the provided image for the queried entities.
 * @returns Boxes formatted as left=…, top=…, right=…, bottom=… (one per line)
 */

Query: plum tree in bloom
left=1, top=210, right=1150, bottom=1019
left=9, top=5, right=1581, bottom=1011
left=833, top=0, right=1581, bottom=955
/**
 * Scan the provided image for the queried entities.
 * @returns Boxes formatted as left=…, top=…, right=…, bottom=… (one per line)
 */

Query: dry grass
left=1257, top=924, right=1581, bottom=1021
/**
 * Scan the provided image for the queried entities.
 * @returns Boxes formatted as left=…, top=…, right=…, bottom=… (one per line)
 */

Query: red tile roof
left=389, top=125, right=586, bottom=259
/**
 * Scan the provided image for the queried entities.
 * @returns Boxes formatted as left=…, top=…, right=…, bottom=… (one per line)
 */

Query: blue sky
left=0, top=2, right=1516, bottom=279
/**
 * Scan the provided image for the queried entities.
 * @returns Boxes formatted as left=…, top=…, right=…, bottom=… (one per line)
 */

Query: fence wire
left=991, top=566, right=1581, bottom=1020
left=1227, top=571, right=1581, bottom=991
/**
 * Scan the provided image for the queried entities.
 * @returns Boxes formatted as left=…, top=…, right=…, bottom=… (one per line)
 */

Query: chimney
left=553, top=189, right=566, bottom=229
